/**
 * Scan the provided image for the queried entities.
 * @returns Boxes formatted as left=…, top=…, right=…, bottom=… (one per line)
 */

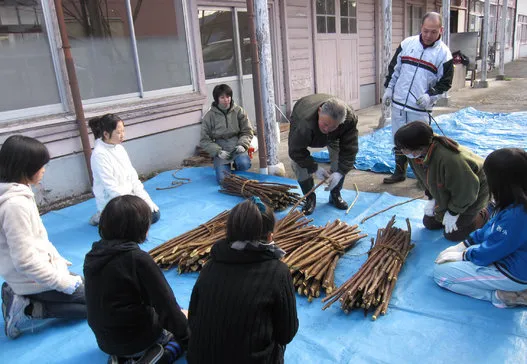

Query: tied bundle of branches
left=274, top=210, right=320, bottom=254
left=149, top=211, right=229, bottom=273
left=283, top=221, right=366, bottom=302
left=183, top=146, right=213, bottom=166
left=220, top=174, right=301, bottom=211
left=149, top=209, right=314, bottom=273
left=322, top=216, right=414, bottom=320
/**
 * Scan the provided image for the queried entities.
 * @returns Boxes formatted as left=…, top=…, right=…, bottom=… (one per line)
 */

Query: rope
left=240, top=179, right=257, bottom=197
left=317, top=235, right=345, bottom=253
left=369, top=244, right=405, bottom=261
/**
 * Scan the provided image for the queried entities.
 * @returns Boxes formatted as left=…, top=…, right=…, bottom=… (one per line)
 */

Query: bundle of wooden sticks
left=220, top=174, right=302, bottom=211
left=322, top=216, right=414, bottom=320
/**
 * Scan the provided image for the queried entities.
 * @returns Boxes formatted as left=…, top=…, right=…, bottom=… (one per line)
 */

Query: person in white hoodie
left=0, top=135, right=86, bottom=339
left=88, top=114, right=160, bottom=226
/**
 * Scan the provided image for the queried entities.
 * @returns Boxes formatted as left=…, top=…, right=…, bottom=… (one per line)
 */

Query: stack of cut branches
left=149, top=209, right=314, bottom=273
left=283, top=220, right=366, bottom=302
left=149, top=211, right=229, bottom=273
left=183, top=146, right=213, bottom=166
left=220, top=174, right=301, bottom=211
left=322, top=216, right=414, bottom=320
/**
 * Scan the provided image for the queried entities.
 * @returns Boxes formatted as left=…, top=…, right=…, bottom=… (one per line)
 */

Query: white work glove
left=314, top=166, right=330, bottom=181
left=442, top=211, right=460, bottom=234
left=435, top=250, right=464, bottom=264
left=235, top=145, right=246, bottom=153
left=438, top=242, right=466, bottom=256
left=424, top=199, right=436, bottom=217
left=382, top=88, right=393, bottom=107
left=325, top=172, right=343, bottom=191
left=218, top=150, right=230, bottom=160
left=416, top=93, right=431, bottom=108
left=63, top=275, right=83, bottom=295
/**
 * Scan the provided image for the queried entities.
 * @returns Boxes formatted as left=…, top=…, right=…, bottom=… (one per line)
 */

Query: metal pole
left=475, top=0, right=490, bottom=88
left=125, top=0, right=144, bottom=97
left=377, top=0, right=392, bottom=129
left=497, top=0, right=508, bottom=80
left=53, top=0, right=93, bottom=183
left=247, top=0, right=268, bottom=174
left=442, top=0, right=450, bottom=47
left=254, top=0, right=280, bottom=170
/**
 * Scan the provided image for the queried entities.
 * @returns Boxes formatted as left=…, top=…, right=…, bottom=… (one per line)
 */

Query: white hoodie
left=0, top=183, right=78, bottom=295
left=91, top=138, right=158, bottom=213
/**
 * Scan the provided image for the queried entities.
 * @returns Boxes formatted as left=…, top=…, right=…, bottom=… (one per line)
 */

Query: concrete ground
left=249, top=57, right=527, bottom=200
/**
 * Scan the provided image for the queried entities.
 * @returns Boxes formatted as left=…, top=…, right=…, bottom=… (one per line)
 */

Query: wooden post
left=377, top=0, right=392, bottom=129
left=254, top=0, right=282, bottom=174
left=497, top=0, right=509, bottom=80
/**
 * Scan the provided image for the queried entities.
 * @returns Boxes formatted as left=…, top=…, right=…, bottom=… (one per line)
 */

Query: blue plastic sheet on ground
left=312, top=107, right=527, bottom=178
left=1, top=167, right=526, bottom=363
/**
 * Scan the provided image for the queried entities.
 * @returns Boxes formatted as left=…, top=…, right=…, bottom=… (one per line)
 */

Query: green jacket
left=200, top=102, right=254, bottom=164
left=288, top=94, right=358, bottom=175
left=410, top=141, right=489, bottom=221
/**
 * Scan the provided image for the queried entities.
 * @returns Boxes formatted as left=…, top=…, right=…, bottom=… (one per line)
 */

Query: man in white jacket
left=382, top=12, right=453, bottom=184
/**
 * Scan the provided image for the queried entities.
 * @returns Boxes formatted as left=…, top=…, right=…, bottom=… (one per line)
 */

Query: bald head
left=420, top=12, right=443, bottom=46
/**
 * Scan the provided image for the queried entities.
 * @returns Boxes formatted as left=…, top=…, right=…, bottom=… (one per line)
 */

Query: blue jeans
left=434, top=261, right=527, bottom=308
left=215, top=154, right=251, bottom=184
left=26, top=283, right=87, bottom=319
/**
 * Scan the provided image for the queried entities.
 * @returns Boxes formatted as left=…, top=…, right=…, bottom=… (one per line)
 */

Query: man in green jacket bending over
left=288, top=94, right=359, bottom=215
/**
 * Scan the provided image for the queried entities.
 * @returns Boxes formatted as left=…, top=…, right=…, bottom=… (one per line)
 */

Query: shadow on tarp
left=1, top=167, right=526, bottom=363
left=312, top=107, right=527, bottom=179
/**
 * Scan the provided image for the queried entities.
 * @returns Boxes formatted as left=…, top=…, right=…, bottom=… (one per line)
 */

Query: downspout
left=247, top=0, right=268, bottom=174
left=53, top=0, right=93, bottom=184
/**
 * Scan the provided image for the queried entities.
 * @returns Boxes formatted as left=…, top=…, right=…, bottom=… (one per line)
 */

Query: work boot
left=298, top=177, right=316, bottom=216
left=328, top=176, right=348, bottom=210
left=383, top=148, right=408, bottom=184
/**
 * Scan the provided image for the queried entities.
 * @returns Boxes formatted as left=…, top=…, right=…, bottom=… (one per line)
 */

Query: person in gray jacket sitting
left=200, top=84, right=254, bottom=184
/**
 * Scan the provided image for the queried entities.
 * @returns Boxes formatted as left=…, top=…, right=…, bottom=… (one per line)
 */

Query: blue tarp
left=1, top=167, right=526, bottom=363
left=312, top=107, right=527, bottom=178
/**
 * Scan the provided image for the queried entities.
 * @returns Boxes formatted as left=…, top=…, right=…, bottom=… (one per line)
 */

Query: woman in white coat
left=0, top=135, right=86, bottom=339
left=88, top=114, right=160, bottom=226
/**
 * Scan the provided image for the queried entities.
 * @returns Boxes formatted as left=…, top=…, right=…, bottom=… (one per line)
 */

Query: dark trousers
left=26, top=284, right=87, bottom=319
left=423, top=208, right=489, bottom=242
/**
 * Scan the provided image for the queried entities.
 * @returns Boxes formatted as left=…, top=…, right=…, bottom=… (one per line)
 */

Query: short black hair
left=212, top=84, right=233, bottom=104
left=0, top=135, right=50, bottom=183
left=395, top=121, right=459, bottom=153
left=99, top=195, right=152, bottom=243
left=483, top=148, right=527, bottom=210
left=88, top=113, right=122, bottom=140
left=226, top=199, right=275, bottom=243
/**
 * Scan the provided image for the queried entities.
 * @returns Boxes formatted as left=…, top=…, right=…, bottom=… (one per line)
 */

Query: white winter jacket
left=385, top=35, right=453, bottom=113
left=91, top=139, right=158, bottom=213
left=0, top=183, right=78, bottom=295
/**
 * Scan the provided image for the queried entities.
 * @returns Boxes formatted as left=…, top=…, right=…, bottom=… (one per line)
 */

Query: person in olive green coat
left=394, top=121, right=490, bottom=241
left=200, top=84, right=254, bottom=184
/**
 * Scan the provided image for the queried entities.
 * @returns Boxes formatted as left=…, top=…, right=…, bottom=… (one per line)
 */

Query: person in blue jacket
left=433, top=148, right=527, bottom=308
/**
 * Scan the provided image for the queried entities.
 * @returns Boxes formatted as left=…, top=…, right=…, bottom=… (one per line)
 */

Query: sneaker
left=89, top=211, right=101, bottom=226
left=496, top=289, right=527, bottom=307
left=4, top=294, right=30, bottom=339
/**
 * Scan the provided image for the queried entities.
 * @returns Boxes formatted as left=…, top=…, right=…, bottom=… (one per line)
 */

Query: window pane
left=327, top=0, right=335, bottom=15
left=349, top=18, right=357, bottom=34
left=317, top=15, right=326, bottom=33
left=316, top=0, right=325, bottom=15
left=63, top=0, right=138, bottom=99
left=341, top=0, right=348, bottom=17
left=327, top=16, right=336, bottom=33
left=341, top=18, right=348, bottom=34
left=349, top=1, right=357, bottom=17
left=199, top=10, right=236, bottom=79
left=0, top=0, right=61, bottom=112
left=131, top=0, right=191, bottom=91
left=237, top=11, right=252, bottom=75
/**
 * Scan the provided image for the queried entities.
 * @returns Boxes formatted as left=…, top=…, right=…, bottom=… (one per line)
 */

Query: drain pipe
left=247, top=0, right=268, bottom=174
left=54, top=0, right=93, bottom=184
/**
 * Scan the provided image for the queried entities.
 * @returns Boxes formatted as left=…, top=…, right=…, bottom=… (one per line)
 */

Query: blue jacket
left=464, top=204, right=527, bottom=283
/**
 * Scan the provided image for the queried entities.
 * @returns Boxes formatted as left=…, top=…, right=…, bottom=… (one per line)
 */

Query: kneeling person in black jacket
left=84, top=195, right=189, bottom=364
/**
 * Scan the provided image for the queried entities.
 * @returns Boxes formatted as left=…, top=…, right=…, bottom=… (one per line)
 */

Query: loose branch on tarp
left=345, top=183, right=360, bottom=215
left=360, top=195, right=425, bottom=224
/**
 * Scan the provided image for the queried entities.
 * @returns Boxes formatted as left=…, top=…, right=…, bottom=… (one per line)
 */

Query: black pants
left=25, top=284, right=87, bottom=319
